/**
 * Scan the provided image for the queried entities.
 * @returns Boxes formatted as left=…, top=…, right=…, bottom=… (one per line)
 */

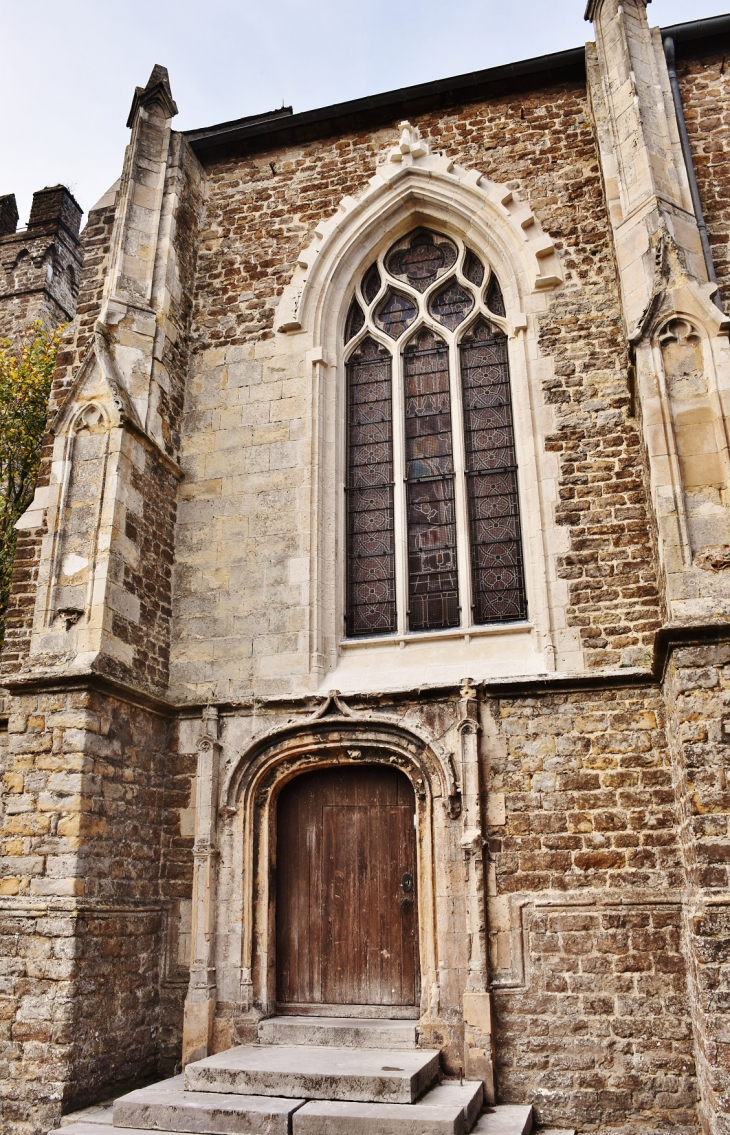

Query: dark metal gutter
left=662, top=12, right=730, bottom=48
left=184, top=12, right=730, bottom=163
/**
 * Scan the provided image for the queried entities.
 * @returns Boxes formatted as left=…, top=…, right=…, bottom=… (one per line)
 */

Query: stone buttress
left=586, top=3, right=730, bottom=1132
left=0, top=65, right=205, bottom=1132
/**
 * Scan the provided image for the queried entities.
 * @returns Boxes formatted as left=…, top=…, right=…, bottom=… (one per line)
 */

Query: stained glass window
left=375, top=289, right=418, bottom=339
left=345, top=297, right=365, bottom=342
left=429, top=278, right=474, bottom=330
left=362, top=263, right=382, bottom=306
left=386, top=230, right=457, bottom=293
left=486, top=272, right=506, bottom=317
left=346, top=338, right=397, bottom=637
left=344, top=230, right=525, bottom=639
left=460, top=318, right=527, bottom=624
left=464, top=249, right=485, bottom=287
left=403, top=329, right=459, bottom=631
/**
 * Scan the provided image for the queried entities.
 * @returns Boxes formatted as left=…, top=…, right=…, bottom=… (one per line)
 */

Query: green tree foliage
left=0, top=322, right=63, bottom=647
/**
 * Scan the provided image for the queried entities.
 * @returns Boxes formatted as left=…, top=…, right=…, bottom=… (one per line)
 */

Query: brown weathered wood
left=276, top=764, right=419, bottom=1008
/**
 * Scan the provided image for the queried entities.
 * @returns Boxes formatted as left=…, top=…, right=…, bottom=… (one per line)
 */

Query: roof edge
left=184, top=11, right=730, bottom=161
left=185, top=44, right=586, bottom=157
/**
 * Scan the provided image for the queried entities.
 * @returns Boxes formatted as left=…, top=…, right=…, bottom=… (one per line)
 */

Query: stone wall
left=0, top=685, right=176, bottom=1133
left=0, top=192, right=115, bottom=680
left=679, top=42, right=730, bottom=314
left=661, top=640, right=730, bottom=1135
left=485, top=682, right=697, bottom=1131
left=172, top=77, right=662, bottom=706
left=2, top=15, right=730, bottom=1135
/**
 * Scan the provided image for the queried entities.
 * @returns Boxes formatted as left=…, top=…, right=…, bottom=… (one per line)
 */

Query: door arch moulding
left=217, top=719, right=456, bottom=1027
left=182, top=706, right=474, bottom=1062
left=219, top=701, right=460, bottom=815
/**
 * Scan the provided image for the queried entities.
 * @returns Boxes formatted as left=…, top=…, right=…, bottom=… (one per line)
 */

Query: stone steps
left=47, top=1017, right=536, bottom=1135
left=184, top=1042, right=441, bottom=1104
left=51, top=1104, right=532, bottom=1135
left=258, top=1014, right=418, bottom=1049
left=113, top=1073, right=302, bottom=1132
left=475, top=1106, right=533, bottom=1135
left=91, top=1076, right=483, bottom=1135
left=294, top=1082, right=484, bottom=1135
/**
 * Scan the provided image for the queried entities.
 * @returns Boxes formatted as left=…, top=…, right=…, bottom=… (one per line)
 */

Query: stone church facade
left=2, top=1, right=730, bottom=1132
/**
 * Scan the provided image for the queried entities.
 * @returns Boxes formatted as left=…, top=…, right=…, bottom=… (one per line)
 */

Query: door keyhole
left=401, top=872, right=413, bottom=893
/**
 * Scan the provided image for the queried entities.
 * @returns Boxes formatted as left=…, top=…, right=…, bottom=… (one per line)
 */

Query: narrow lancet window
left=460, top=318, right=527, bottom=624
left=346, top=337, right=397, bottom=636
left=403, top=328, right=459, bottom=631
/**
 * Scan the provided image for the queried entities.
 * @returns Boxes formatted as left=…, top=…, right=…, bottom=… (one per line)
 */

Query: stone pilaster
left=183, top=705, right=221, bottom=1065
left=458, top=680, right=494, bottom=1098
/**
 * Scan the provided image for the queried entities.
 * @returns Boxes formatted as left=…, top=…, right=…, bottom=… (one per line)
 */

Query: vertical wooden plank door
left=276, top=764, right=419, bottom=1011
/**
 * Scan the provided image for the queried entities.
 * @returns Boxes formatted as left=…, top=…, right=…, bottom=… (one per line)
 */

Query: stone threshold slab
left=49, top=1128, right=129, bottom=1134
left=184, top=1043, right=440, bottom=1103
left=258, top=1015, right=418, bottom=1049
left=293, top=1081, right=483, bottom=1135
left=425, top=1082, right=484, bottom=1129
left=113, top=1073, right=304, bottom=1133
left=56, top=1102, right=114, bottom=1126
left=474, top=1105, right=533, bottom=1135
left=294, top=1098, right=467, bottom=1135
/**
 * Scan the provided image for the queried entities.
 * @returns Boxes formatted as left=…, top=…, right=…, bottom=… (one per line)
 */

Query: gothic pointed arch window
left=345, top=227, right=527, bottom=638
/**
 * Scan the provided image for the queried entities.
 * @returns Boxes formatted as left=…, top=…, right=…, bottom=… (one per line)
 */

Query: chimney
left=0, top=194, right=19, bottom=237
left=28, top=186, right=82, bottom=237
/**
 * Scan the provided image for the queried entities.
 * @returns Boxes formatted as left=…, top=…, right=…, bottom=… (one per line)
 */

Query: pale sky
left=2, top=0, right=728, bottom=225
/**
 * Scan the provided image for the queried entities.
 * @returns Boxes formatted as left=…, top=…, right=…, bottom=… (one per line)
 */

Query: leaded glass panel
left=464, top=249, right=485, bottom=287
left=460, top=318, right=526, bottom=624
left=346, top=337, right=397, bottom=636
left=486, top=272, right=506, bottom=317
left=362, top=263, right=382, bottom=306
left=386, top=230, right=457, bottom=293
left=429, top=278, right=474, bottom=330
left=375, top=289, right=418, bottom=339
left=345, top=297, right=365, bottom=342
left=403, top=328, right=459, bottom=631
left=344, top=231, right=526, bottom=639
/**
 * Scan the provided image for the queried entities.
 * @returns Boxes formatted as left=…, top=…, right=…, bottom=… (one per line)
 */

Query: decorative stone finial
left=126, top=63, right=178, bottom=127
left=388, top=121, right=429, bottom=165
left=584, top=0, right=650, bottom=20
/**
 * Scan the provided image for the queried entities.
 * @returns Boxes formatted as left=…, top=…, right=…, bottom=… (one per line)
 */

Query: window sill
left=340, top=622, right=533, bottom=650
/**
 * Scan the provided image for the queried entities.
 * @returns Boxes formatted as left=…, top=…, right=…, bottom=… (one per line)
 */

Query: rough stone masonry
left=2, top=2, right=730, bottom=1133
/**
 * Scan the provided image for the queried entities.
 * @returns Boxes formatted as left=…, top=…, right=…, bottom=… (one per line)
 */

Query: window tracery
left=345, top=227, right=527, bottom=638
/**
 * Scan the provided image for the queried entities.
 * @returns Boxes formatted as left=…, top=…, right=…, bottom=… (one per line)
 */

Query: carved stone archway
left=183, top=688, right=495, bottom=1093
left=224, top=708, right=454, bottom=1025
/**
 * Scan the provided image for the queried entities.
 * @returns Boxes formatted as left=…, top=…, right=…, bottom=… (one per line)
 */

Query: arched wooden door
left=276, top=764, right=420, bottom=1014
